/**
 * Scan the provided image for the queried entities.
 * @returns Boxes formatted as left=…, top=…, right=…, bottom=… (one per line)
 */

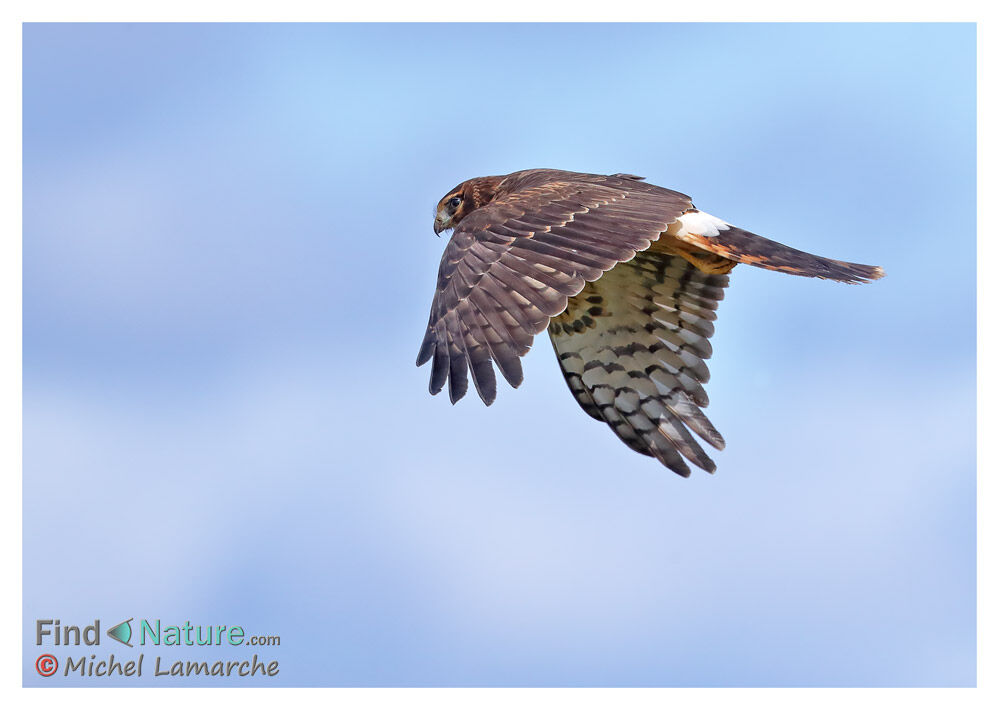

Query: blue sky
left=23, top=23, right=975, bottom=686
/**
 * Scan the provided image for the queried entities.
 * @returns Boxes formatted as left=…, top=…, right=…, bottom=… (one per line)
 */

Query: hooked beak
left=433, top=214, right=446, bottom=237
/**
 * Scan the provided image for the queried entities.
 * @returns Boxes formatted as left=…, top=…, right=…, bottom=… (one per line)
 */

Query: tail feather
left=668, top=211, right=885, bottom=284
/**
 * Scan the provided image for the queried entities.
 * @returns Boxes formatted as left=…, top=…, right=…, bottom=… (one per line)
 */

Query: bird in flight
left=417, top=169, right=883, bottom=477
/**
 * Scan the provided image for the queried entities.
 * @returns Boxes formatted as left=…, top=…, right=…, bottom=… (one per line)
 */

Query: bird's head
left=433, top=176, right=502, bottom=235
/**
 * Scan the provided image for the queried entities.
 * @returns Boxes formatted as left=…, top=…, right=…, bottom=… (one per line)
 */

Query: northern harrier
left=417, top=169, right=883, bottom=476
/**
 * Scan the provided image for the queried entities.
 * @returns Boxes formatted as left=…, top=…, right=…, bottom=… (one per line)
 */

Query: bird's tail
left=666, top=210, right=885, bottom=284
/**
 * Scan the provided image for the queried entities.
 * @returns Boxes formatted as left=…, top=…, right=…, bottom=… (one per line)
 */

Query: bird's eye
left=448, top=196, right=462, bottom=209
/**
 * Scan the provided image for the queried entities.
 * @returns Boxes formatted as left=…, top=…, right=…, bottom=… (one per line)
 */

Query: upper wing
left=416, top=171, right=693, bottom=405
left=668, top=210, right=884, bottom=283
left=549, top=250, right=728, bottom=477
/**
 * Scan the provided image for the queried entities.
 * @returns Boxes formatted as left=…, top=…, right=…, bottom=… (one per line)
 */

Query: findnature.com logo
left=33, top=618, right=282, bottom=679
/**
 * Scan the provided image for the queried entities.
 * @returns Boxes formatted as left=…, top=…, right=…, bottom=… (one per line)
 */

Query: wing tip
left=467, top=372, right=497, bottom=406
left=416, top=329, right=436, bottom=366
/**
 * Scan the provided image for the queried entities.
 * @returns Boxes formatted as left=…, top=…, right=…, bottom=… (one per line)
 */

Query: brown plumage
left=418, top=169, right=883, bottom=476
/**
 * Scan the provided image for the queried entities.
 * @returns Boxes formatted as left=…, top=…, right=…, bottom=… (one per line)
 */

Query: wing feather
left=548, top=251, right=729, bottom=476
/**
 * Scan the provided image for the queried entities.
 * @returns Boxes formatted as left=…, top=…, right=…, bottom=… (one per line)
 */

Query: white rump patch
left=670, top=210, right=730, bottom=238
